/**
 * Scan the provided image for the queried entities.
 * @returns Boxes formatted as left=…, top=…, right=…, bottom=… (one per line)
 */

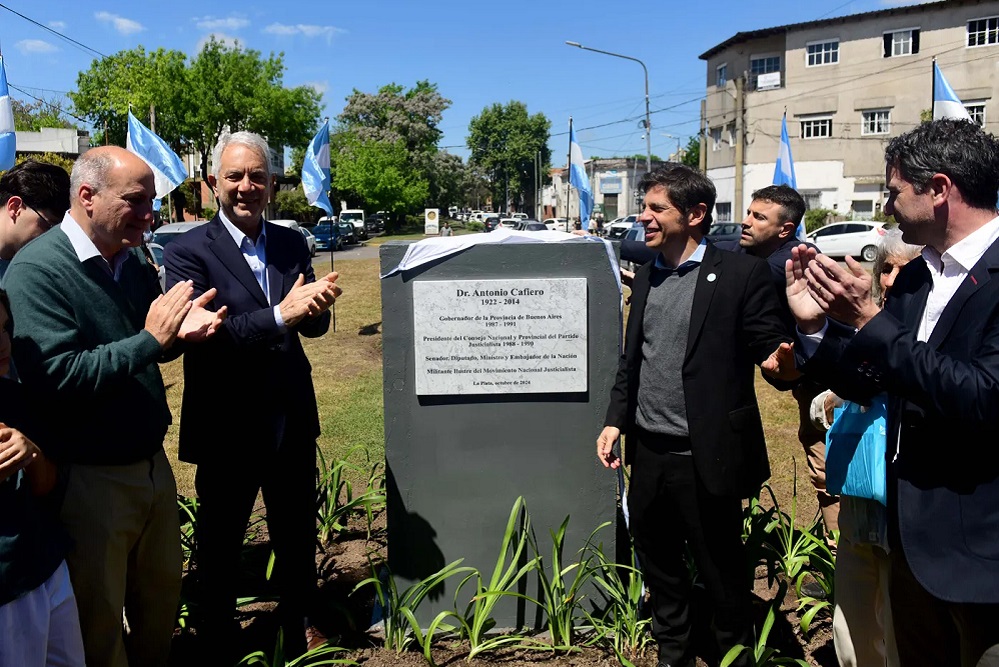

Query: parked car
left=807, top=221, right=886, bottom=261
left=706, top=222, right=743, bottom=244
left=270, top=219, right=316, bottom=256
left=312, top=220, right=343, bottom=252
left=606, top=215, right=639, bottom=239
left=365, top=213, right=386, bottom=234
left=482, top=214, right=501, bottom=232
left=499, top=217, right=519, bottom=229
left=522, top=221, right=548, bottom=232
left=146, top=242, right=166, bottom=292
left=338, top=221, right=358, bottom=244
left=543, top=217, right=570, bottom=232
left=340, top=209, right=368, bottom=240
left=511, top=212, right=529, bottom=221
left=619, top=224, right=647, bottom=272
left=151, top=221, right=206, bottom=247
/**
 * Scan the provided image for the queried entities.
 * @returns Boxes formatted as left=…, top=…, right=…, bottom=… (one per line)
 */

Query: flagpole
left=566, top=118, right=573, bottom=229
left=931, top=57, right=937, bottom=121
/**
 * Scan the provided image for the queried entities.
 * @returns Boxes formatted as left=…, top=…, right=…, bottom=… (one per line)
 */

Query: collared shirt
left=218, top=210, right=286, bottom=331
left=917, top=215, right=999, bottom=342
left=61, top=214, right=130, bottom=281
left=653, top=238, right=708, bottom=272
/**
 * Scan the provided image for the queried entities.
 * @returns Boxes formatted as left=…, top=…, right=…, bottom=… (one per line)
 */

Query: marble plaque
left=413, top=278, right=588, bottom=395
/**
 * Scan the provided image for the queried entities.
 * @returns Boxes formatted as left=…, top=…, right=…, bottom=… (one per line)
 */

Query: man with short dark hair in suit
left=597, top=163, right=795, bottom=667
left=787, top=118, right=999, bottom=666
left=164, top=130, right=341, bottom=658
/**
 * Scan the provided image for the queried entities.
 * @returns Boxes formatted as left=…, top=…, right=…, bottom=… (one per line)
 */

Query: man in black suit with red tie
left=164, top=131, right=341, bottom=658
left=597, top=163, right=794, bottom=667
left=787, top=119, right=999, bottom=666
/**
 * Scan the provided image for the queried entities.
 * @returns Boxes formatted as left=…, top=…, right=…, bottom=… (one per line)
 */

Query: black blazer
left=806, top=236, right=999, bottom=604
left=163, top=216, right=331, bottom=465
left=605, top=243, right=790, bottom=498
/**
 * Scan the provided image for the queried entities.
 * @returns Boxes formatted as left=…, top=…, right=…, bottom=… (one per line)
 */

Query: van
left=339, top=209, right=367, bottom=240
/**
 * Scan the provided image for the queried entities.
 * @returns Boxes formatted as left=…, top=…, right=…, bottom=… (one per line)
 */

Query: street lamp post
left=663, top=133, right=682, bottom=162
left=565, top=41, right=651, bottom=174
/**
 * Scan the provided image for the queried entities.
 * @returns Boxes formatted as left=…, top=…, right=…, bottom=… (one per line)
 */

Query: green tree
left=426, top=151, right=465, bottom=210
left=332, top=137, right=428, bottom=216
left=680, top=136, right=700, bottom=169
left=12, top=99, right=76, bottom=132
left=274, top=185, right=319, bottom=221
left=13, top=152, right=74, bottom=174
left=467, top=101, right=551, bottom=212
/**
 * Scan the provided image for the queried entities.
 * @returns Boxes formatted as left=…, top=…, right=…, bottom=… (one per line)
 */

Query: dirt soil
left=171, top=507, right=836, bottom=667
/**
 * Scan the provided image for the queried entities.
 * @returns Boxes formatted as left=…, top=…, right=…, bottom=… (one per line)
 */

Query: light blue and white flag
left=773, top=113, right=806, bottom=240
left=302, top=119, right=332, bottom=216
left=933, top=61, right=972, bottom=121
left=126, top=110, right=187, bottom=199
left=568, top=120, right=592, bottom=225
left=0, top=57, right=16, bottom=171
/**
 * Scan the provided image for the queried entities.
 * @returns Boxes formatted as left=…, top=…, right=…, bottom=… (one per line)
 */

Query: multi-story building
left=700, top=0, right=999, bottom=222
left=551, top=157, right=667, bottom=221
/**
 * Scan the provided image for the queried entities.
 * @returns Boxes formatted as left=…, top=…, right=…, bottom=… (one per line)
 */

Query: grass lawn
left=161, top=253, right=820, bottom=524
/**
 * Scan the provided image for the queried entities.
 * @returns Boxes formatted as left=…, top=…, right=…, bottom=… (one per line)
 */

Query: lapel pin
left=707, top=273, right=717, bottom=282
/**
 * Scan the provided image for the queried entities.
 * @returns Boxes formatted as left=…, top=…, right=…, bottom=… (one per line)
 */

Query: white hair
left=70, top=150, right=115, bottom=201
left=211, top=131, right=271, bottom=180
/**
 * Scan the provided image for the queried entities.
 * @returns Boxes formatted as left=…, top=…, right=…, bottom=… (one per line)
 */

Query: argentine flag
left=933, top=62, right=972, bottom=121
left=773, top=114, right=806, bottom=240
left=126, top=110, right=187, bottom=199
left=0, top=57, right=15, bottom=171
left=569, top=122, right=593, bottom=225
left=301, top=119, right=332, bottom=216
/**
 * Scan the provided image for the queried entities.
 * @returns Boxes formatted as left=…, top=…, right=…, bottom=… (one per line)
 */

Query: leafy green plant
left=315, top=446, right=386, bottom=545
left=237, top=628, right=356, bottom=666
left=742, top=489, right=780, bottom=586
left=352, top=558, right=475, bottom=656
left=583, top=539, right=654, bottom=664
left=177, top=495, right=199, bottom=570
left=466, top=221, right=484, bottom=232
left=720, top=581, right=809, bottom=667
left=761, top=480, right=828, bottom=593
left=426, top=496, right=540, bottom=661
left=519, top=518, right=607, bottom=651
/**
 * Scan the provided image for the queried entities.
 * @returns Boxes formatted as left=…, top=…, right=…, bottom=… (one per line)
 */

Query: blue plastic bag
left=825, top=396, right=888, bottom=506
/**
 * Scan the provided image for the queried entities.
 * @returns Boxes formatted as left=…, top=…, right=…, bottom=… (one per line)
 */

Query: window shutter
left=912, top=29, right=920, bottom=54
left=883, top=33, right=892, bottom=57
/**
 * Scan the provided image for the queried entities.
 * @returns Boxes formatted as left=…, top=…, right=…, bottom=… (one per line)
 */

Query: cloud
left=196, top=33, right=240, bottom=51
left=194, top=15, right=249, bottom=31
left=263, top=23, right=345, bottom=44
left=305, top=81, right=330, bottom=96
left=48, top=21, right=66, bottom=30
left=94, top=11, right=145, bottom=35
left=16, top=39, right=58, bottom=55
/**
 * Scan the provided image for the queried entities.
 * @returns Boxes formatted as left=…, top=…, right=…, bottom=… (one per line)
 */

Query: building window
left=715, top=203, right=732, bottom=222
left=806, top=40, right=839, bottom=66
left=725, top=123, right=736, bottom=147
left=716, top=63, right=727, bottom=87
left=852, top=200, right=874, bottom=220
left=884, top=29, right=919, bottom=57
left=968, top=17, right=999, bottom=47
left=965, top=102, right=987, bottom=127
left=750, top=55, right=781, bottom=88
left=710, top=127, right=722, bottom=151
left=861, top=109, right=891, bottom=135
left=800, top=116, right=833, bottom=139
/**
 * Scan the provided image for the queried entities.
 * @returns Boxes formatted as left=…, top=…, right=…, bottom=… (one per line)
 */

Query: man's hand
left=761, top=341, right=802, bottom=381
left=179, top=288, right=228, bottom=342
left=0, top=424, right=41, bottom=483
left=145, top=280, right=195, bottom=349
left=597, top=426, right=622, bottom=469
left=278, top=272, right=342, bottom=327
left=805, top=255, right=880, bottom=329
left=785, top=245, right=827, bottom=335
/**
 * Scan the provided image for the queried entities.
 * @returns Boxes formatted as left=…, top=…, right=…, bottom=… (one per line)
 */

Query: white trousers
left=0, top=560, right=86, bottom=667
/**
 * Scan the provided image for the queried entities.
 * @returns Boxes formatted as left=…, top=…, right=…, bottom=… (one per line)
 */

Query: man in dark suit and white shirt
left=597, top=163, right=794, bottom=667
left=786, top=118, right=999, bottom=666
left=164, top=131, right=341, bottom=657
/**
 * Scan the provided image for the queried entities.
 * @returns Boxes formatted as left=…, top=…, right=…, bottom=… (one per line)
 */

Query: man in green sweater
left=4, top=146, right=225, bottom=667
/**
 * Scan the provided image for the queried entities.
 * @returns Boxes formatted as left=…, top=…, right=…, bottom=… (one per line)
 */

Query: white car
left=270, top=219, right=317, bottom=257
left=606, top=215, right=639, bottom=239
left=543, top=217, right=570, bottom=232
left=807, top=221, right=886, bottom=261
left=511, top=212, right=529, bottom=221
left=151, top=221, right=207, bottom=247
left=499, top=218, right=519, bottom=229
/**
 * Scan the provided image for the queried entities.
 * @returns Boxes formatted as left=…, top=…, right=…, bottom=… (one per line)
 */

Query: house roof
left=699, top=0, right=974, bottom=60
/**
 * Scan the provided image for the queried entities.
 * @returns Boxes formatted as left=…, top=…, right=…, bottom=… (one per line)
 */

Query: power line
left=0, top=3, right=106, bottom=58
left=7, top=83, right=88, bottom=124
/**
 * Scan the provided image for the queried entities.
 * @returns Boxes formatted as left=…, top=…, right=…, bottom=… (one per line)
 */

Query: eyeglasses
left=26, top=205, right=60, bottom=231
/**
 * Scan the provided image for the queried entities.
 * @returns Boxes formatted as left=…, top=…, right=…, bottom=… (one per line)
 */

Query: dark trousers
left=891, top=547, right=999, bottom=667
left=194, top=439, right=317, bottom=656
left=628, top=431, right=753, bottom=667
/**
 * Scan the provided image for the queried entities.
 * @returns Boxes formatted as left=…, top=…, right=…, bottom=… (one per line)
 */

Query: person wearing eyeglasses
left=0, top=160, right=70, bottom=280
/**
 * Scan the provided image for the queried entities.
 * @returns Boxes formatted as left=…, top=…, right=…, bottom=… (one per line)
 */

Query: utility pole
left=734, top=75, right=745, bottom=218
left=699, top=99, right=707, bottom=172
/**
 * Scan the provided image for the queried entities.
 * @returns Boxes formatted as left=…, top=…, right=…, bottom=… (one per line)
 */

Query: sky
left=0, top=0, right=929, bottom=166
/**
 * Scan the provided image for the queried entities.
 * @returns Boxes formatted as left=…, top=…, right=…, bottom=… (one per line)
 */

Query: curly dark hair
left=638, top=163, right=716, bottom=232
